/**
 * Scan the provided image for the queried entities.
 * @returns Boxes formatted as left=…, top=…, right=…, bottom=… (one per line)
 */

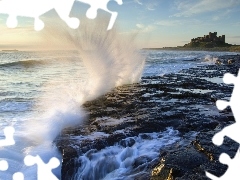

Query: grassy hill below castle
left=145, top=32, right=240, bottom=52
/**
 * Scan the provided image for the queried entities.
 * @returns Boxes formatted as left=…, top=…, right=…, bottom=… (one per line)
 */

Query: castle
left=191, top=32, right=225, bottom=43
left=182, top=32, right=230, bottom=48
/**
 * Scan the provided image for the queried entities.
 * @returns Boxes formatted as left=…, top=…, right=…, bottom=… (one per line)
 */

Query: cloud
left=146, top=0, right=159, bottom=11
left=212, top=16, right=220, bottom=21
left=147, top=7, right=155, bottom=11
left=155, top=20, right=182, bottom=26
left=173, top=0, right=240, bottom=17
left=212, top=9, right=232, bottom=21
left=136, top=23, right=155, bottom=33
left=133, top=0, right=142, bottom=5
left=154, top=18, right=203, bottom=27
left=136, top=23, right=144, bottom=28
left=120, top=23, right=155, bottom=35
left=133, top=0, right=159, bottom=11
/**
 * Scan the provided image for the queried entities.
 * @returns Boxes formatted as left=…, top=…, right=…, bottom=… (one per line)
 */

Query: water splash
left=24, top=17, right=145, bottom=142
left=203, top=55, right=219, bottom=64
left=6, top=17, right=144, bottom=179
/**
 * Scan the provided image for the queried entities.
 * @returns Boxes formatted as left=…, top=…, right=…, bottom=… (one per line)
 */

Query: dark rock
left=133, top=156, right=152, bottom=168
left=119, top=137, right=135, bottom=147
left=151, top=147, right=209, bottom=179
left=56, top=54, right=240, bottom=180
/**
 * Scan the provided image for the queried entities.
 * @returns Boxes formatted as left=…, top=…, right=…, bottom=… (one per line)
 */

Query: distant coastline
left=144, top=32, right=240, bottom=52
left=2, top=49, right=18, bottom=52
left=143, top=45, right=240, bottom=52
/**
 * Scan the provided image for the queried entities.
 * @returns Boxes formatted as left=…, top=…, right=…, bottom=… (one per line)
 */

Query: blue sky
left=115, top=0, right=240, bottom=48
left=0, top=0, right=240, bottom=49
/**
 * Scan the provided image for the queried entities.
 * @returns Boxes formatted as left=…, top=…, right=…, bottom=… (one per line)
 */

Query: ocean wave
left=0, top=59, right=48, bottom=68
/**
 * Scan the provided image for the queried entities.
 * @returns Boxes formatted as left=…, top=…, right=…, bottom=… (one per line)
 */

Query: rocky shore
left=56, top=54, right=240, bottom=180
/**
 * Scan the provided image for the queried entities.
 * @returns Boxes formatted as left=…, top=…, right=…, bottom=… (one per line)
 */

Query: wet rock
left=59, top=145, right=79, bottom=180
left=119, top=137, right=135, bottom=147
left=215, top=59, right=222, bottom=65
left=151, top=147, right=208, bottom=179
left=133, top=156, right=152, bottom=168
left=57, top=54, right=240, bottom=179
left=131, top=173, right=150, bottom=180
left=228, top=59, right=234, bottom=64
left=139, top=134, right=152, bottom=139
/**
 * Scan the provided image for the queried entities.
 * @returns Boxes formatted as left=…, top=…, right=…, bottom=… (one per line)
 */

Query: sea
left=0, top=50, right=238, bottom=179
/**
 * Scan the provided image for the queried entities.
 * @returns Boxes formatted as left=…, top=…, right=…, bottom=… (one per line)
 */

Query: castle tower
left=221, top=35, right=225, bottom=43
left=209, top=32, right=214, bottom=41
left=209, top=32, right=212, bottom=39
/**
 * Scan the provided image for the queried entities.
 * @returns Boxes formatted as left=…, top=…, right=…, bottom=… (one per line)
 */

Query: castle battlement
left=191, top=32, right=225, bottom=44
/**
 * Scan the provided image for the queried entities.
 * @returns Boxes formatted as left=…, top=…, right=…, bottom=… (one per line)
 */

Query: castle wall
left=190, top=32, right=225, bottom=43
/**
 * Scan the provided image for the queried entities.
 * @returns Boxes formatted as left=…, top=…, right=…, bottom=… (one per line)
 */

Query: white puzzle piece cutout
left=0, top=0, right=79, bottom=31
left=76, top=0, right=123, bottom=30
left=206, top=69, right=240, bottom=179
left=0, top=160, right=25, bottom=180
left=0, top=127, right=15, bottom=175
left=0, top=126, right=15, bottom=147
left=24, top=155, right=60, bottom=180
left=212, top=72, right=240, bottom=146
left=0, top=160, right=8, bottom=171
left=0, top=0, right=123, bottom=31
left=12, top=172, right=24, bottom=180
left=206, top=150, right=240, bottom=180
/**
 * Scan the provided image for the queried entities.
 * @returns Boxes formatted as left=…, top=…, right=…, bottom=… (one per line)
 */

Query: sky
left=0, top=0, right=240, bottom=50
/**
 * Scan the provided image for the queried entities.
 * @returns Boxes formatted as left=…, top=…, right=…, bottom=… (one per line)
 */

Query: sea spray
left=5, top=17, right=145, bottom=179
left=203, top=55, right=219, bottom=64
left=24, top=16, right=145, bottom=140
left=42, top=17, right=145, bottom=100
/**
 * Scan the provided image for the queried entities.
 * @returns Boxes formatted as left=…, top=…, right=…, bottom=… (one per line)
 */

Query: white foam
left=74, top=128, right=181, bottom=179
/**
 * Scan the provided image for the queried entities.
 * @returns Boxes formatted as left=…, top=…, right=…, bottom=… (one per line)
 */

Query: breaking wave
left=0, top=59, right=48, bottom=68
